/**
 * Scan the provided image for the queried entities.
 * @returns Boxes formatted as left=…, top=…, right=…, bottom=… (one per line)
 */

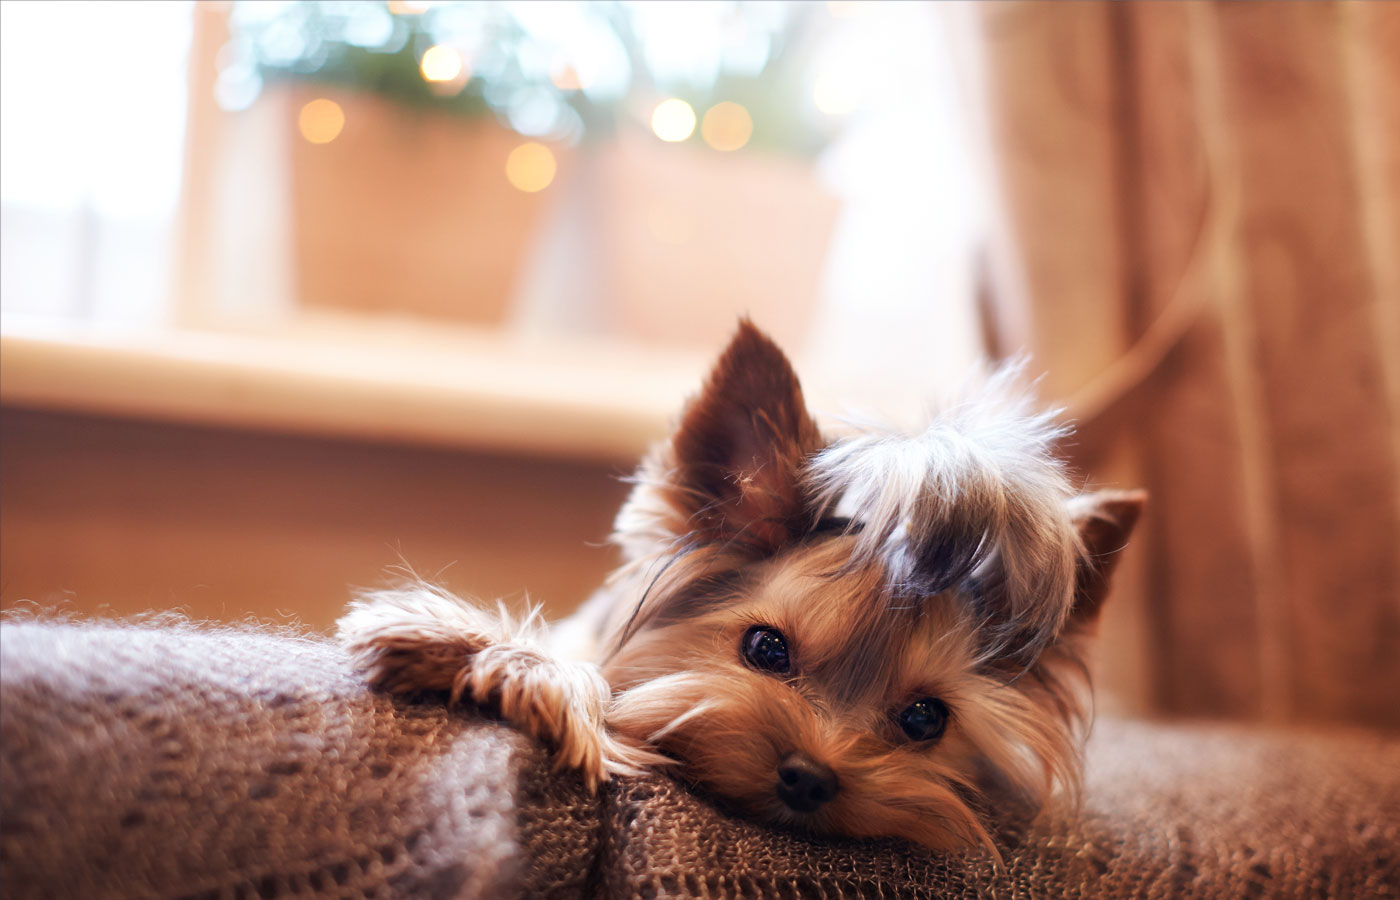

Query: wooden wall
left=0, top=407, right=628, bottom=631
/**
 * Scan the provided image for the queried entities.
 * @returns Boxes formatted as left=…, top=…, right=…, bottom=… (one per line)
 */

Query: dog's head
left=600, top=321, right=1142, bottom=852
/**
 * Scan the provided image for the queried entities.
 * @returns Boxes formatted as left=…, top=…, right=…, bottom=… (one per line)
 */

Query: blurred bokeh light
left=298, top=98, right=346, bottom=144
left=650, top=99, right=697, bottom=143
left=701, top=102, right=753, bottom=152
left=419, top=44, right=462, bottom=82
left=505, top=141, right=557, bottom=194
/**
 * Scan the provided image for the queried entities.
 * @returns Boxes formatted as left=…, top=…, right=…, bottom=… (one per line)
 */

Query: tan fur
left=337, top=321, right=1144, bottom=852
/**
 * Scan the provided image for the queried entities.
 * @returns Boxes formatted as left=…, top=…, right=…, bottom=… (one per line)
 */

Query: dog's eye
left=897, top=697, right=949, bottom=742
left=810, top=516, right=853, bottom=537
left=741, top=625, right=791, bottom=674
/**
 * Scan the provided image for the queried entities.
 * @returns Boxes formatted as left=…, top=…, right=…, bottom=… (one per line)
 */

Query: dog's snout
left=776, top=753, right=838, bottom=813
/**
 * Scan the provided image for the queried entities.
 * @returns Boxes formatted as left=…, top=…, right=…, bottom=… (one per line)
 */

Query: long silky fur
left=805, top=366, right=1080, bottom=664
left=601, top=537, right=1093, bottom=858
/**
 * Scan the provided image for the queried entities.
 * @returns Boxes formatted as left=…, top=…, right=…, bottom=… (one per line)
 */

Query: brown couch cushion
left=3, top=621, right=1397, bottom=899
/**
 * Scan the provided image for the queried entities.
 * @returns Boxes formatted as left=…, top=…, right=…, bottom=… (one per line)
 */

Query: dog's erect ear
left=653, top=320, right=823, bottom=552
left=1065, top=490, right=1146, bottom=627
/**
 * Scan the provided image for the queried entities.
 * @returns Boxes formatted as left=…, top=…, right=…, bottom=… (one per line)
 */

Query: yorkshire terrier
left=337, top=321, right=1143, bottom=853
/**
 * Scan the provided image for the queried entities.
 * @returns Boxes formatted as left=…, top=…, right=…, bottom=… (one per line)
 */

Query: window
left=2, top=1, right=988, bottom=454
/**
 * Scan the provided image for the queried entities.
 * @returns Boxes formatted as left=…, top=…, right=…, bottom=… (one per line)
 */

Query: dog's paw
left=336, top=585, right=664, bottom=791
left=336, top=585, right=522, bottom=697
left=469, top=645, right=668, bottom=790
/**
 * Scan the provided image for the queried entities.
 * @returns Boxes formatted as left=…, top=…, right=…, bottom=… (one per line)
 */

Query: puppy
left=338, top=321, right=1143, bottom=852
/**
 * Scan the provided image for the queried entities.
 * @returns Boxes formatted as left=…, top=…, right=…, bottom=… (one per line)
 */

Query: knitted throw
left=3, top=621, right=1397, bottom=899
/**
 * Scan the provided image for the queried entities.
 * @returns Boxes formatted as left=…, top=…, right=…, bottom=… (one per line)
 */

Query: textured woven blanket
left=2, top=620, right=1397, bottom=899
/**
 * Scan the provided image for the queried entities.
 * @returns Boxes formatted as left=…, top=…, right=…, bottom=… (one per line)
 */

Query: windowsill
left=0, top=314, right=712, bottom=463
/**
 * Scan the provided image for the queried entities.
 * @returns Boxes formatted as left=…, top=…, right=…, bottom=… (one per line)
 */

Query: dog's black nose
left=776, top=753, right=838, bottom=812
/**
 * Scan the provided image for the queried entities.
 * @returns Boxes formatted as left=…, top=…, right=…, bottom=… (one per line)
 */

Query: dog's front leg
left=336, top=586, right=657, bottom=790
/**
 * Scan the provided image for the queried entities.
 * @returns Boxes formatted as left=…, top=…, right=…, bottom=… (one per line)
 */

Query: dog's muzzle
left=776, top=753, right=838, bottom=812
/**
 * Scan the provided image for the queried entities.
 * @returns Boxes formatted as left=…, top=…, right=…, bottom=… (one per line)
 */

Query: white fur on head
left=806, top=366, right=1079, bottom=663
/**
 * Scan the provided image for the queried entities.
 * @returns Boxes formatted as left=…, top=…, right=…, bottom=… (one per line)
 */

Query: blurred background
left=1, top=2, right=1396, bottom=730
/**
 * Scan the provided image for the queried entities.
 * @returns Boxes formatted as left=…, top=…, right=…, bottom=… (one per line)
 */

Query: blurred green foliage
left=225, top=1, right=837, bottom=156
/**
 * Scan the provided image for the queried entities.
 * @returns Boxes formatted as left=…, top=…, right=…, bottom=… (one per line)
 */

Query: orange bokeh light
left=505, top=142, right=557, bottom=193
left=298, top=98, right=345, bottom=144
left=701, top=102, right=753, bottom=152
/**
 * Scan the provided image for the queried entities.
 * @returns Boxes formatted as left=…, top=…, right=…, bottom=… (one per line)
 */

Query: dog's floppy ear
left=1065, top=490, right=1147, bottom=628
left=620, top=320, right=823, bottom=556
